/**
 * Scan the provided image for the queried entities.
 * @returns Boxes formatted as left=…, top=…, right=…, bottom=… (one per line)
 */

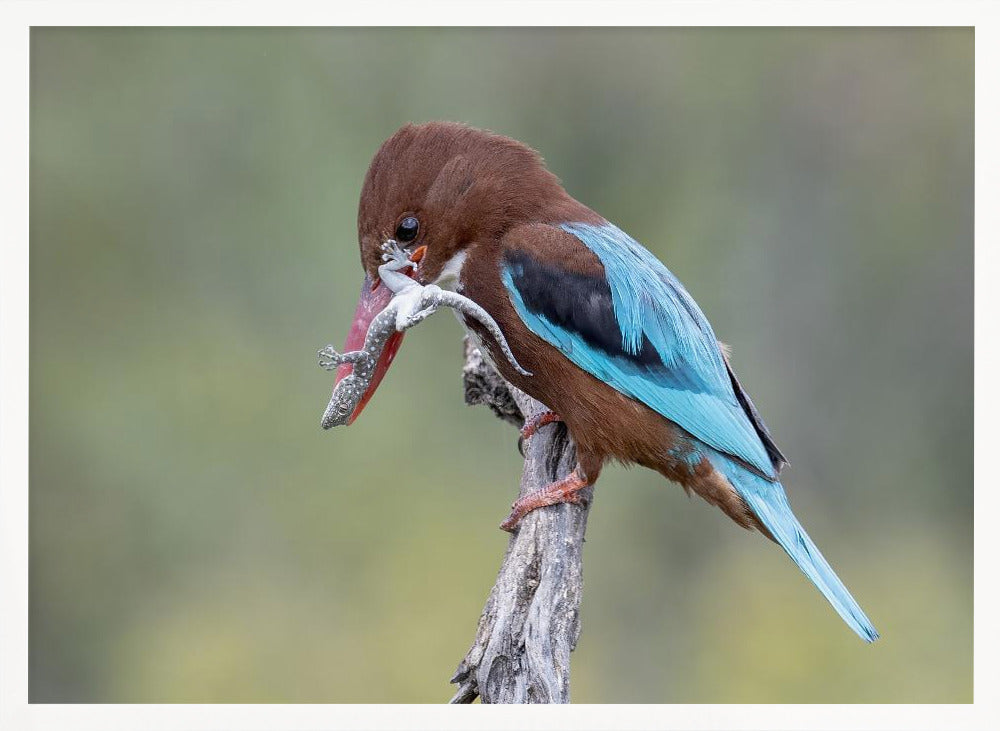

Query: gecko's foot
left=499, top=469, right=590, bottom=532
left=317, top=345, right=340, bottom=370
left=520, top=410, right=563, bottom=440
left=379, top=240, right=414, bottom=271
left=317, top=346, right=367, bottom=371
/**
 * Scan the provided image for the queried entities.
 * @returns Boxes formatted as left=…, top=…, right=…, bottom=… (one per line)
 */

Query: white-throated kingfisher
left=331, top=121, right=878, bottom=643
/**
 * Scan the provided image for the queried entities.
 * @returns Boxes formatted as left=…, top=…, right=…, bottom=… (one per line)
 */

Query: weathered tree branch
left=449, top=337, right=594, bottom=704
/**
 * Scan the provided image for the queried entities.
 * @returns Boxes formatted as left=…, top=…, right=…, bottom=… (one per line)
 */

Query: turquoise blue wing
left=502, top=221, right=782, bottom=478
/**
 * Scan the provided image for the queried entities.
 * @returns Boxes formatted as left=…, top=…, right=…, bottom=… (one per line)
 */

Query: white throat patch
left=432, top=250, right=485, bottom=358
left=433, top=251, right=467, bottom=293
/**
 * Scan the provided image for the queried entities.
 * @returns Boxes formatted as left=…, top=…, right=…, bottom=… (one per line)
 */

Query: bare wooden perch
left=316, top=281, right=593, bottom=703
left=450, top=338, right=594, bottom=704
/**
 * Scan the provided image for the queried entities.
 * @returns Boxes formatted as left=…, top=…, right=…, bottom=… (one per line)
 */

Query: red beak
left=334, top=274, right=406, bottom=425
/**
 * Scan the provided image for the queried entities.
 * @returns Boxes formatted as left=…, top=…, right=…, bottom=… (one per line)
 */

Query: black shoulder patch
left=504, top=250, right=662, bottom=367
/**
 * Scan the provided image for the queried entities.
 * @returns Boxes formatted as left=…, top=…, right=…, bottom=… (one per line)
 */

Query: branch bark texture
left=450, top=338, right=594, bottom=704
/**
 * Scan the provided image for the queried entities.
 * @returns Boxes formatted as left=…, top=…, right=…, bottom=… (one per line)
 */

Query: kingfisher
left=328, top=121, right=878, bottom=643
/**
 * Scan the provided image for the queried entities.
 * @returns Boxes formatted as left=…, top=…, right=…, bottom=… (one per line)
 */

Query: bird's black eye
left=395, top=216, right=420, bottom=243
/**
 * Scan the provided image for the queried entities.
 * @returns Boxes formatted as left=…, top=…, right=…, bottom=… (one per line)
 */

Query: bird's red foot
left=520, top=410, right=563, bottom=440
left=499, top=469, right=590, bottom=532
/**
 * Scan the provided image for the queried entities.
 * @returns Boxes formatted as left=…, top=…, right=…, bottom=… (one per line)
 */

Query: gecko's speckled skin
left=318, top=241, right=530, bottom=429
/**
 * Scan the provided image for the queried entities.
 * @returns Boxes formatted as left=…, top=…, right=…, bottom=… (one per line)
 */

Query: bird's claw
left=520, top=410, right=563, bottom=440
left=500, top=490, right=588, bottom=532
left=498, top=470, right=590, bottom=532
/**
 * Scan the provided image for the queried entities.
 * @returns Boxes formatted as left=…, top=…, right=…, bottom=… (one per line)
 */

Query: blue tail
left=708, top=452, right=879, bottom=643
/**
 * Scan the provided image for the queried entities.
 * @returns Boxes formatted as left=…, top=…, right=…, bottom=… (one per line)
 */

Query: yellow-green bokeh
left=30, top=28, right=972, bottom=703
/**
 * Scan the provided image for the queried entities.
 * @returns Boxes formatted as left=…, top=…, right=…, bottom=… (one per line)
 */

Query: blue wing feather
left=503, top=221, right=776, bottom=478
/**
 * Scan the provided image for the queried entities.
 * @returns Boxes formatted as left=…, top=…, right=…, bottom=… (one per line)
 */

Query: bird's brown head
left=357, top=121, right=569, bottom=285
left=330, top=122, right=570, bottom=425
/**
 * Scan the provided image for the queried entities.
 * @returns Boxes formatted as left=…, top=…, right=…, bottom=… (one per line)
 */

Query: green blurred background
left=29, top=28, right=972, bottom=703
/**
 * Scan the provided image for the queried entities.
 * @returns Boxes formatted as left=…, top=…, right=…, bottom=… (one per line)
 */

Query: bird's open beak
left=334, top=245, right=426, bottom=424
